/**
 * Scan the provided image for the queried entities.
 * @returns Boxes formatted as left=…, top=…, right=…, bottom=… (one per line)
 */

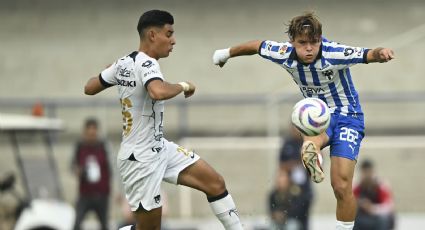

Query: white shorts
left=117, top=140, right=200, bottom=211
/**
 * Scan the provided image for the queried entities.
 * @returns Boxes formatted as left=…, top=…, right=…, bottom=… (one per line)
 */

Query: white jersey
left=259, top=39, right=369, bottom=116
left=100, top=51, right=165, bottom=162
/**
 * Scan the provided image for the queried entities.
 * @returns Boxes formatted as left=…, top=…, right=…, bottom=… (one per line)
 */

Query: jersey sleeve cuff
left=257, top=40, right=266, bottom=57
left=98, top=74, right=114, bottom=88
left=363, top=49, right=370, bottom=64
left=144, top=77, right=163, bottom=89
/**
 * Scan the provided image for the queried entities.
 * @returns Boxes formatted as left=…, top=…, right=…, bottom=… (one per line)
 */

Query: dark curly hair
left=286, top=12, right=322, bottom=41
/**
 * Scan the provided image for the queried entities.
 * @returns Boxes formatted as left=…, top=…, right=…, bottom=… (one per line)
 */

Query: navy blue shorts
left=325, top=113, right=365, bottom=161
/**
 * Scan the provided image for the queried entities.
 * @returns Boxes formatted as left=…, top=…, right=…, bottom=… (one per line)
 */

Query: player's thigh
left=177, top=158, right=225, bottom=196
left=330, top=156, right=356, bottom=181
left=133, top=207, right=162, bottom=230
left=162, top=141, right=200, bottom=185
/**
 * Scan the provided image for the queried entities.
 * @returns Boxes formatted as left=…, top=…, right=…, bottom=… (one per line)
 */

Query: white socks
left=336, top=220, right=355, bottom=230
left=208, top=191, right=243, bottom=230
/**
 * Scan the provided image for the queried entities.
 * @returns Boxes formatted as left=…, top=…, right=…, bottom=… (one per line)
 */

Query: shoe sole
left=301, top=141, right=325, bottom=183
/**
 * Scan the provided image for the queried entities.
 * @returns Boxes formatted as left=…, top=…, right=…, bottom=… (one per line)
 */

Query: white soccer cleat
left=301, top=141, right=325, bottom=183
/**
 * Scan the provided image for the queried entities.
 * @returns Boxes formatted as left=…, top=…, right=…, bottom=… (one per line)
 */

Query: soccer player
left=212, top=12, right=394, bottom=230
left=84, top=10, right=243, bottom=230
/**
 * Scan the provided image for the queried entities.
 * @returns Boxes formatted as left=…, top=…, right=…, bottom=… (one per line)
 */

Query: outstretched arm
left=213, top=40, right=263, bottom=67
left=147, top=80, right=195, bottom=100
left=366, top=47, right=395, bottom=63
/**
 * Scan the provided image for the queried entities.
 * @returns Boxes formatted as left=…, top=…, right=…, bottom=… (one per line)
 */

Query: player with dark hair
left=85, top=10, right=243, bottom=230
left=213, top=12, right=394, bottom=230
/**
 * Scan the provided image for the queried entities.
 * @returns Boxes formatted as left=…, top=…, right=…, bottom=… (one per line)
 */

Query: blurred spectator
left=353, top=159, right=395, bottom=230
left=278, top=125, right=313, bottom=230
left=269, top=169, right=308, bottom=230
left=71, top=118, right=111, bottom=230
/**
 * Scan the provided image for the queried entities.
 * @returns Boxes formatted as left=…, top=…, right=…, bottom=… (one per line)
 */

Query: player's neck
left=139, top=42, right=159, bottom=60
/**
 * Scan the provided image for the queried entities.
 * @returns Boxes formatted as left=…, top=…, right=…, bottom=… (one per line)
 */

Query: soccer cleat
left=301, top=141, right=325, bottom=183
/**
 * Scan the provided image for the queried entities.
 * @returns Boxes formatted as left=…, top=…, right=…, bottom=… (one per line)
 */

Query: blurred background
left=0, top=0, right=424, bottom=229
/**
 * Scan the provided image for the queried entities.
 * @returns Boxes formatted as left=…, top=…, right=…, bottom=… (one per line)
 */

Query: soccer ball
left=291, top=98, right=331, bottom=136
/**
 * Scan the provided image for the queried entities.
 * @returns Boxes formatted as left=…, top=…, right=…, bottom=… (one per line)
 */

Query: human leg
left=93, top=195, right=109, bottom=230
left=176, top=159, right=243, bottom=230
left=117, top=153, right=169, bottom=230
left=146, top=140, right=243, bottom=229
left=327, top=115, right=364, bottom=229
left=73, top=196, right=90, bottom=230
left=132, top=206, right=162, bottom=230
left=176, top=159, right=225, bottom=196
left=331, top=156, right=357, bottom=229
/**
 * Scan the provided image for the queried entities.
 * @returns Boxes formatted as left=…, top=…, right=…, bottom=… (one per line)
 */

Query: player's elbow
left=84, top=85, right=96, bottom=95
left=148, top=89, right=167, bottom=100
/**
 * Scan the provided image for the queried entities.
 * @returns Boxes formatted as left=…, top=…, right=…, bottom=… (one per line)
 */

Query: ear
left=147, top=29, right=156, bottom=42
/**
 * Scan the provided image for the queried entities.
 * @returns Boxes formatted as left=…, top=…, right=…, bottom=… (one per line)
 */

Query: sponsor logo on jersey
left=144, top=69, right=159, bottom=77
left=344, top=48, right=354, bottom=56
left=301, top=86, right=325, bottom=94
left=321, top=64, right=330, bottom=69
left=117, top=79, right=136, bottom=87
left=151, top=147, right=162, bottom=153
left=142, top=60, right=154, bottom=68
left=228, top=209, right=239, bottom=217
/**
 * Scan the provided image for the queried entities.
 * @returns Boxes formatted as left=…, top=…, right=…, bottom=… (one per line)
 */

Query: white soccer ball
left=291, top=98, right=331, bottom=136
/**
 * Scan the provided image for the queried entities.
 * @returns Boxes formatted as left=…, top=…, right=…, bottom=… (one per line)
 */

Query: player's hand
left=213, top=48, right=230, bottom=67
left=181, top=81, right=195, bottom=98
left=377, top=48, right=395, bottom=62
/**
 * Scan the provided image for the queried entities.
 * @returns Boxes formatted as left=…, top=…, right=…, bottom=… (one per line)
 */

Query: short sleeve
left=324, top=42, right=370, bottom=66
left=139, top=59, right=164, bottom=89
left=99, top=63, right=118, bottom=87
left=259, top=40, right=292, bottom=64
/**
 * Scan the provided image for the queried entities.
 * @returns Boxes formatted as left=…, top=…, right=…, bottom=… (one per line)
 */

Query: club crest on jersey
left=279, top=45, right=288, bottom=54
left=323, top=70, right=334, bottom=80
left=154, top=195, right=161, bottom=204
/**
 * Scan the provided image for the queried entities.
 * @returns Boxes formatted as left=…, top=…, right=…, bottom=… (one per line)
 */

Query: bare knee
left=331, top=176, right=353, bottom=200
left=207, top=173, right=226, bottom=197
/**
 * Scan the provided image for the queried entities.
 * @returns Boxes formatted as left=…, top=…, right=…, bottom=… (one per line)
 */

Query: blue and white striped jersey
left=259, top=39, right=370, bottom=117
